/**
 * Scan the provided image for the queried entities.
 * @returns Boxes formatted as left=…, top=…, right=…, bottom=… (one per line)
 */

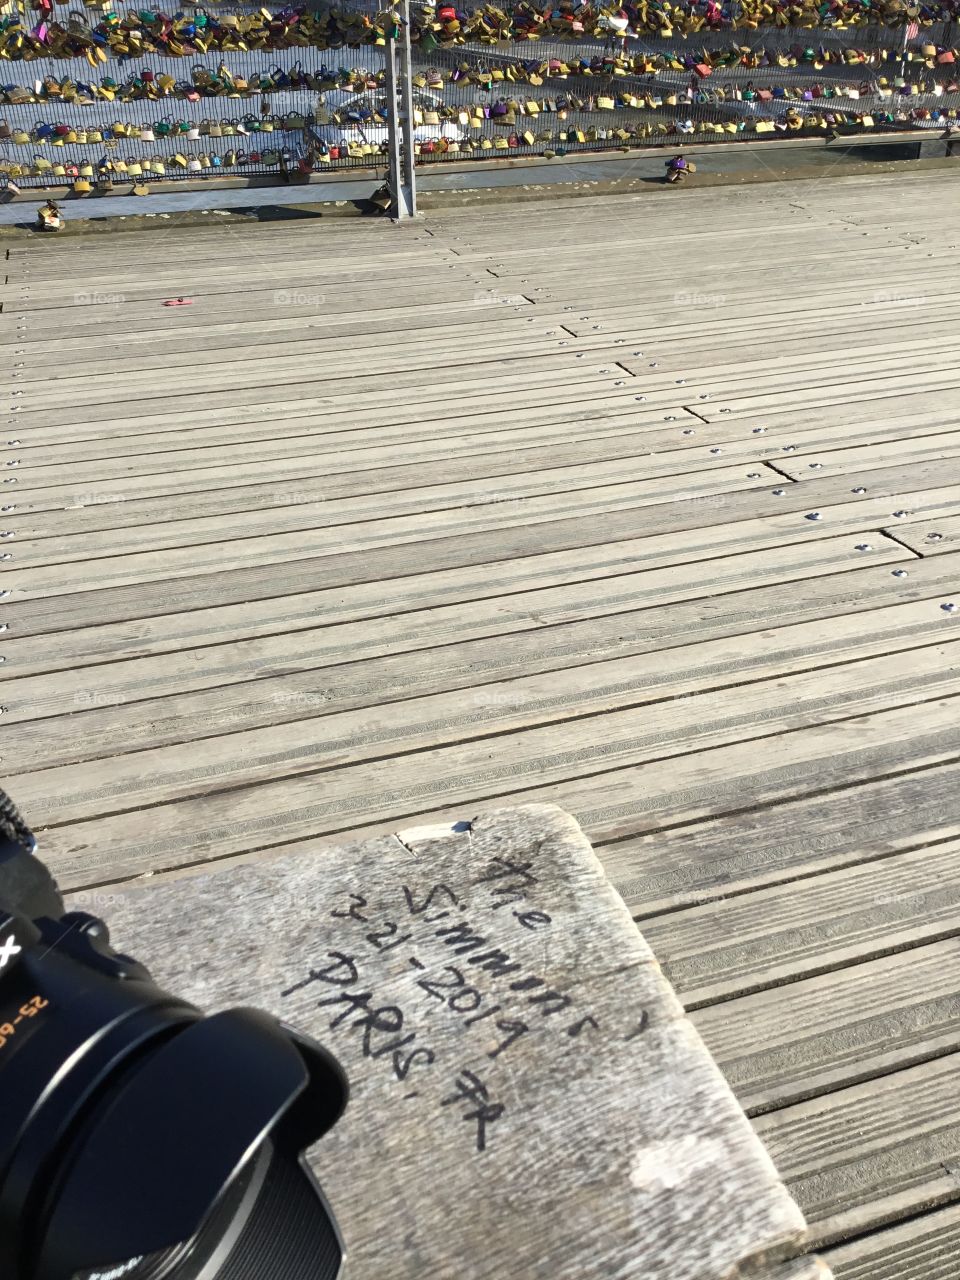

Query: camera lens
left=72, top=1139, right=341, bottom=1280
left=72, top=1148, right=263, bottom=1280
left=0, top=790, right=346, bottom=1280
left=0, top=914, right=347, bottom=1280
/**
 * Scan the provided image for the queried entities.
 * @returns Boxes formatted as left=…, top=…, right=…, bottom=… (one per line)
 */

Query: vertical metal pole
left=397, top=0, right=418, bottom=217
left=385, top=0, right=417, bottom=219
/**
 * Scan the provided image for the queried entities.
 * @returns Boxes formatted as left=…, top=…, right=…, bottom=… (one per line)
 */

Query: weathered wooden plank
left=1, top=519, right=947, bottom=691
left=15, top=346, right=631, bottom=413
left=31, top=690, right=960, bottom=891
left=0, top=385, right=654, bottom=462
left=5, top=388, right=950, bottom=488
left=0, top=464, right=777, bottom=599
left=823, top=1202, right=960, bottom=1280
left=33, top=330, right=960, bottom=409
left=754, top=1056, right=960, bottom=1246
left=0, top=420, right=949, bottom=558
left=557, top=289, right=960, bottom=341
left=760, top=1262, right=832, bottom=1280
left=0, top=298, right=539, bottom=358
left=618, top=322, right=960, bottom=383
left=2, top=474, right=924, bottom=632
left=602, top=760, right=960, bottom=918
left=614, top=342, right=960, bottom=398
left=13, top=634, right=960, bottom=827
left=773, top=434, right=960, bottom=481
left=5, top=242, right=929, bottom=309
left=7, top=414, right=959, bottom=557
left=0, top=404, right=725, bottom=477
left=7, top=275, right=497, bottom=319
left=692, top=942, right=960, bottom=1114
left=4, top=544, right=941, bottom=780
left=689, top=388, right=959, bottom=431
left=89, top=803, right=821, bottom=1280
left=5, top=222, right=894, bottom=277
left=5, top=445, right=771, bottom=552
left=881, top=514, right=960, bottom=557
left=9, top=254, right=462, bottom=299
left=0, top=532, right=914, bottom=712
left=6, top=369, right=632, bottom=437
left=0, top=294, right=533, bottom=348
left=19, top=304, right=960, bottom=386
left=8, top=355, right=625, bottom=426
left=13, top=326, right=612, bottom=386
left=11, top=290, right=951, bottom=375
left=640, top=837, right=960, bottom=1007
left=695, top=369, right=960, bottom=419
left=18, top=338, right=960, bottom=423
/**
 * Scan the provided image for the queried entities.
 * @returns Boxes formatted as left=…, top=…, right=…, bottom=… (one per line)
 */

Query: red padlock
left=439, top=4, right=457, bottom=19
left=328, top=145, right=340, bottom=160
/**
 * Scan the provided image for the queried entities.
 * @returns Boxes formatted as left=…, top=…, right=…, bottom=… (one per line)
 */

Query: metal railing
left=1, top=1, right=956, bottom=210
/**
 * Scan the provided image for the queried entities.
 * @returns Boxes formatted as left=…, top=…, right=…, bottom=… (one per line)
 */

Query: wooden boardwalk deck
left=2, top=168, right=960, bottom=1275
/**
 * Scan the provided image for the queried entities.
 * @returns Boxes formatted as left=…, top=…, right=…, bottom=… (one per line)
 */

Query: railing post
left=386, top=0, right=417, bottom=219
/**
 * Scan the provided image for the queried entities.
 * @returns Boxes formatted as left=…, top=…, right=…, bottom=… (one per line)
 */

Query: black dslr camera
left=0, top=787, right=348, bottom=1280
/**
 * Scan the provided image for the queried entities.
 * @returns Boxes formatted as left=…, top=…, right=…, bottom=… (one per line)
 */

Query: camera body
left=0, top=793, right=348, bottom=1280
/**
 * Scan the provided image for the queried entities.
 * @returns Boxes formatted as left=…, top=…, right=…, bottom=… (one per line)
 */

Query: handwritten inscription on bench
left=279, top=852, right=646, bottom=1156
